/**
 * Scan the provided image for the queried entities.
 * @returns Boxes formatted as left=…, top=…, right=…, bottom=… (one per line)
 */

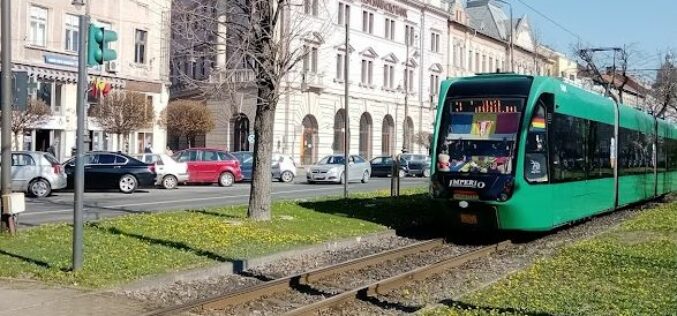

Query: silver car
left=2, top=151, right=67, bottom=197
left=306, top=154, right=371, bottom=184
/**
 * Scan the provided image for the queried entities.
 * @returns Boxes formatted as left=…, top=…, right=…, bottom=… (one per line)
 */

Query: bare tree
left=6, top=99, right=51, bottom=150
left=577, top=44, right=638, bottom=104
left=650, top=51, right=677, bottom=118
left=89, top=91, right=154, bottom=153
left=172, top=0, right=332, bottom=220
left=160, top=99, right=215, bottom=147
left=413, top=131, right=433, bottom=153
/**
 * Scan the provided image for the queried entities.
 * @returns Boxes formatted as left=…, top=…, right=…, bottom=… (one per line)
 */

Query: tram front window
left=436, top=98, right=524, bottom=175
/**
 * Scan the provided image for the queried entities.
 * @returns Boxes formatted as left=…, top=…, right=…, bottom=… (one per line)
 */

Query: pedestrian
left=144, top=143, right=152, bottom=153
left=165, top=146, right=173, bottom=156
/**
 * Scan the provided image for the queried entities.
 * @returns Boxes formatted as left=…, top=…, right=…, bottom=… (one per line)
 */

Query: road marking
left=21, top=186, right=354, bottom=217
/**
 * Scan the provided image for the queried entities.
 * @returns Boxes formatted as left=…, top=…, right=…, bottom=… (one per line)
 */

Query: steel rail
left=146, top=238, right=445, bottom=315
left=282, top=240, right=512, bottom=316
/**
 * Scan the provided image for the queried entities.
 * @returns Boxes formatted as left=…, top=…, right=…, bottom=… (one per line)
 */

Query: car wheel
left=162, top=175, right=178, bottom=189
left=361, top=171, right=370, bottom=183
left=423, top=169, right=431, bottom=177
left=398, top=170, right=406, bottom=178
left=218, top=172, right=234, bottom=187
left=29, top=179, right=51, bottom=198
left=119, top=174, right=138, bottom=194
left=280, top=171, right=294, bottom=183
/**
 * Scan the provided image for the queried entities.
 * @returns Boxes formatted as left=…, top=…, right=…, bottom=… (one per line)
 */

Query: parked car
left=231, top=152, right=297, bottom=183
left=306, top=154, right=371, bottom=184
left=369, top=156, right=407, bottom=178
left=399, top=153, right=431, bottom=177
left=133, top=153, right=189, bottom=189
left=0, top=151, right=67, bottom=198
left=63, top=151, right=156, bottom=194
left=172, top=148, right=243, bottom=186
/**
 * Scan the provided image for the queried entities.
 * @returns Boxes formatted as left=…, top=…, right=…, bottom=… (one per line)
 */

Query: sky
left=501, top=0, right=676, bottom=75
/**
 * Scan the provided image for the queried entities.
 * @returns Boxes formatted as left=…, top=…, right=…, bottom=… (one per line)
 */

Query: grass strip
left=0, top=187, right=432, bottom=288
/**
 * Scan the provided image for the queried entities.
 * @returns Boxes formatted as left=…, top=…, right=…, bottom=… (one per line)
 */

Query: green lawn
left=0, top=188, right=432, bottom=288
left=424, top=202, right=677, bottom=316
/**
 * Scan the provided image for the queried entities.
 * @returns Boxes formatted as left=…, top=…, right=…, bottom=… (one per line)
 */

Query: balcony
left=300, top=72, right=325, bottom=92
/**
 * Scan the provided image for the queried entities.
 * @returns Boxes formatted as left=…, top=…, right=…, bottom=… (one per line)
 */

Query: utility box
left=2, top=193, right=26, bottom=215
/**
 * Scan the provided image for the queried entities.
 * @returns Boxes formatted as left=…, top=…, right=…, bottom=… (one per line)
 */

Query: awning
left=13, top=64, right=126, bottom=88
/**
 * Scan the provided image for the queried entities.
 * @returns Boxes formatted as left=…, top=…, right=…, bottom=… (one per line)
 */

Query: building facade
left=171, top=0, right=449, bottom=164
left=447, top=0, right=554, bottom=78
left=1, top=0, right=171, bottom=161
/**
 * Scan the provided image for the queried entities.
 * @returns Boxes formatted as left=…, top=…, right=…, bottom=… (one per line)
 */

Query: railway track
left=146, top=239, right=510, bottom=316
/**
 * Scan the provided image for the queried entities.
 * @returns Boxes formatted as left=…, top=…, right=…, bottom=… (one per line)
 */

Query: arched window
left=301, top=115, right=319, bottom=165
left=382, top=115, right=394, bottom=156
left=359, top=112, right=373, bottom=159
left=233, top=113, right=249, bottom=152
left=333, top=109, right=347, bottom=154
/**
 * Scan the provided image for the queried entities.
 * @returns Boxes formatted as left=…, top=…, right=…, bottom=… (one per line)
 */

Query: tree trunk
left=248, top=87, right=277, bottom=221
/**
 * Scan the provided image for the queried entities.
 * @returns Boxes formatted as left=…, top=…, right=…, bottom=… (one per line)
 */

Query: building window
left=29, top=6, right=48, bottom=47
left=336, top=53, right=345, bottom=81
left=405, top=25, right=415, bottom=46
left=338, top=2, right=350, bottom=26
left=361, top=59, right=373, bottom=86
left=481, top=55, right=487, bottom=73
left=430, top=32, right=440, bottom=53
left=134, top=29, right=147, bottom=64
left=384, top=18, right=395, bottom=40
left=489, top=57, right=494, bottom=72
left=403, top=68, right=414, bottom=92
left=304, top=0, right=318, bottom=16
left=137, top=132, right=154, bottom=153
left=64, top=14, right=79, bottom=52
left=383, top=64, right=394, bottom=89
left=475, top=52, right=480, bottom=72
left=429, top=74, right=439, bottom=96
left=468, top=50, right=473, bottom=70
left=303, top=45, right=318, bottom=74
left=362, top=11, right=374, bottom=34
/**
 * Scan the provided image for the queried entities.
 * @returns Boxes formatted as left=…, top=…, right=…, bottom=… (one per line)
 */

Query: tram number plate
left=460, top=214, right=478, bottom=225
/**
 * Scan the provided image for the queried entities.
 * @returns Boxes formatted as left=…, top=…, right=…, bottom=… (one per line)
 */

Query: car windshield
left=437, top=98, right=524, bottom=174
left=318, top=156, right=345, bottom=165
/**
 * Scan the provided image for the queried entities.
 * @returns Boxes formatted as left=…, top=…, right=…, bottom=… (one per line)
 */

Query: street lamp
left=402, top=29, right=418, bottom=154
left=495, top=0, right=513, bottom=72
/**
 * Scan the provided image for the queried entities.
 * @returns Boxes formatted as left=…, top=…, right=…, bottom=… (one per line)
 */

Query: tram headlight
left=498, top=177, right=515, bottom=202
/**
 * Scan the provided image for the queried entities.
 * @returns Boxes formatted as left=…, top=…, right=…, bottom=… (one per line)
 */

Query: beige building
left=0, top=0, right=171, bottom=160
left=447, top=0, right=553, bottom=78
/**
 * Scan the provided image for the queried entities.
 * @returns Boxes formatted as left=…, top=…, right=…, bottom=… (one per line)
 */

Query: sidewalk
left=0, top=279, right=151, bottom=316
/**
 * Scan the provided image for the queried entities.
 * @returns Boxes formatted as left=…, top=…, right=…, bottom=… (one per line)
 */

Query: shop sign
left=44, top=53, right=78, bottom=68
left=361, top=0, right=407, bottom=17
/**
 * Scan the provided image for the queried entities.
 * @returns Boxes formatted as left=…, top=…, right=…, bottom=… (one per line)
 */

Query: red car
left=173, top=148, right=243, bottom=186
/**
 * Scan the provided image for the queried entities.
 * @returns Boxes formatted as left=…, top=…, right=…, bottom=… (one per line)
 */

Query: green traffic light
left=87, top=24, right=118, bottom=66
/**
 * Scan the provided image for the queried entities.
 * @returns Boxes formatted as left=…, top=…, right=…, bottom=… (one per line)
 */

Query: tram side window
left=550, top=113, right=587, bottom=182
left=588, top=121, right=614, bottom=179
left=525, top=103, right=548, bottom=183
left=619, top=128, right=651, bottom=175
left=657, top=137, right=666, bottom=172
left=669, top=138, right=677, bottom=171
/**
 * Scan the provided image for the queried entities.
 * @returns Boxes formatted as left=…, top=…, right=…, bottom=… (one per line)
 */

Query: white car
left=272, top=153, right=297, bottom=183
left=133, top=153, right=189, bottom=189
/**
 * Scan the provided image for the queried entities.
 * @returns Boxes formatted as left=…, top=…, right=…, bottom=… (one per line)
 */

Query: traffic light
left=87, top=24, right=117, bottom=66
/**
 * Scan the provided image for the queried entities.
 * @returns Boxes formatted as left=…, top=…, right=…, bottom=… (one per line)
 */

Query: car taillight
left=148, top=164, right=156, bottom=173
left=52, top=164, right=62, bottom=174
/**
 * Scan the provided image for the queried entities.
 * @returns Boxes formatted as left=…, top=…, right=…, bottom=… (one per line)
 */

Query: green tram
left=430, top=74, right=677, bottom=231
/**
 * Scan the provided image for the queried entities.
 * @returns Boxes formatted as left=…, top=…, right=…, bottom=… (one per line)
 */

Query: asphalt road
left=19, top=177, right=428, bottom=227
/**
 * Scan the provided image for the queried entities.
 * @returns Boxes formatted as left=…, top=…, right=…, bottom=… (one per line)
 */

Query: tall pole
left=1, top=0, right=16, bottom=234
left=73, top=1, right=90, bottom=270
left=403, top=38, right=409, bottom=153
left=343, top=23, right=349, bottom=199
left=508, top=3, right=513, bottom=72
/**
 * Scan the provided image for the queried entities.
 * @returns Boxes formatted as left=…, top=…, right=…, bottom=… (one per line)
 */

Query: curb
left=116, top=229, right=397, bottom=292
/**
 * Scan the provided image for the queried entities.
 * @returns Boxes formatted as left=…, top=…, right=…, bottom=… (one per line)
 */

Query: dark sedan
left=370, top=156, right=406, bottom=178
left=400, top=154, right=431, bottom=177
left=63, top=151, right=156, bottom=193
